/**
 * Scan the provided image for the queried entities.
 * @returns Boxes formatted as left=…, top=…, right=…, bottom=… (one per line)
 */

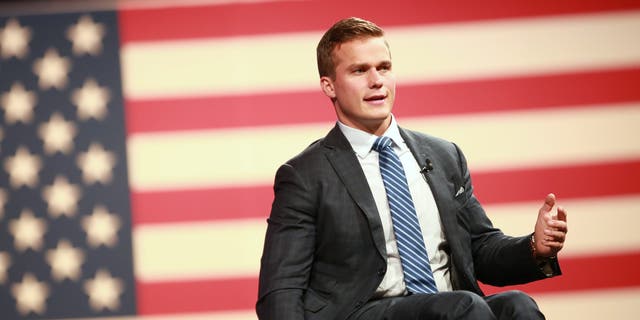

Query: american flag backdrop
left=0, top=0, right=639, bottom=319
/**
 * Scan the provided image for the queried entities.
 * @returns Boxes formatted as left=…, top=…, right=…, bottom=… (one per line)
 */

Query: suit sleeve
left=256, top=163, right=316, bottom=319
left=452, top=144, right=561, bottom=287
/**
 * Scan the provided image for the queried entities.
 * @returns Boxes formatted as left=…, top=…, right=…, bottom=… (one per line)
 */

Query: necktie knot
left=373, top=136, right=393, bottom=152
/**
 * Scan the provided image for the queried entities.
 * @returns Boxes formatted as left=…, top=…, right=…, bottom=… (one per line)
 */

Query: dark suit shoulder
left=401, top=127, right=455, bottom=149
left=400, top=127, right=463, bottom=160
left=282, top=125, right=351, bottom=168
left=283, top=137, right=329, bottom=167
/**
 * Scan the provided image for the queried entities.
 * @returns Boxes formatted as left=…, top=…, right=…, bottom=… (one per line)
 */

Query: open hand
left=533, top=193, right=568, bottom=258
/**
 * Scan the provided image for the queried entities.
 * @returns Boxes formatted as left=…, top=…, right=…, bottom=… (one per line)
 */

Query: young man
left=257, top=17, right=568, bottom=320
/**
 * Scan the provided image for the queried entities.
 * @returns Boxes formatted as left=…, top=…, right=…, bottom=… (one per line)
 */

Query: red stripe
left=136, top=251, right=640, bottom=314
left=472, top=159, right=640, bottom=205
left=131, top=159, right=640, bottom=225
left=118, top=0, right=640, bottom=43
left=131, top=185, right=273, bottom=224
left=125, top=67, right=640, bottom=134
left=482, top=251, right=640, bottom=295
left=136, top=277, right=258, bottom=315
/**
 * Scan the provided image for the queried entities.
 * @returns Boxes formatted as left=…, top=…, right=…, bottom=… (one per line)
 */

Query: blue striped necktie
left=373, top=136, right=438, bottom=294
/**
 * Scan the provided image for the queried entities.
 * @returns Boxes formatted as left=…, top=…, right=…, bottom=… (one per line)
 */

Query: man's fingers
left=543, top=229, right=566, bottom=241
left=542, top=241, right=564, bottom=250
left=557, top=206, right=568, bottom=222
left=546, top=217, right=567, bottom=229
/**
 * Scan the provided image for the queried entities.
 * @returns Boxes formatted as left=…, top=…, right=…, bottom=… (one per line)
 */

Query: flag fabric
left=2, top=0, right=640, bottom=319
left=0, top=9, right=136, bottom=320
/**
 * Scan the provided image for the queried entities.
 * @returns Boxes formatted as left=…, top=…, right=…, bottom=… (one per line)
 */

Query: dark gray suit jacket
left=257, top=125, right=560, bottom=320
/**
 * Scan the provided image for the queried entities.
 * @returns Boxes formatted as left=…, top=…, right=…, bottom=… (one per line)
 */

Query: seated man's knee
left=502, top=290, right=539, bottom=311
left=440, top=291, right=494, bottom=319
left=385, top=291, right=495, bottom=320
left=488, top=290, right=543, bottom=319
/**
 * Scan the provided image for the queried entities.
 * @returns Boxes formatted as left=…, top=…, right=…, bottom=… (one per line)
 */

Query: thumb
left=541, top=193, right=556, bottom=213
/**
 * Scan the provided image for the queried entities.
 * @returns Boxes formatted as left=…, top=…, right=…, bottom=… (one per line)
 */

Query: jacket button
left=377, top=268, right=385, bottom=276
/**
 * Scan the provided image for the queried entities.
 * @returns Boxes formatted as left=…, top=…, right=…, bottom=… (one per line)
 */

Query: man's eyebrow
left=346, top=62, right=370, bottom=69
left=346, top=60, right=391, bottom=69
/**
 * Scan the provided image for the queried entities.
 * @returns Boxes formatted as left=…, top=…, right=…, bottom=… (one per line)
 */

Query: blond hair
left=316, top=17, right=386, bottom=79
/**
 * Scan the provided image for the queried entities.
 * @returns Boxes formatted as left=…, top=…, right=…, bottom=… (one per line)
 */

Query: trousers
left=349, top=290, right=545, bottom=320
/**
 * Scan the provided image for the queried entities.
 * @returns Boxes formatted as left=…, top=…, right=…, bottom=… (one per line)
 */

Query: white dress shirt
left=337, top=116, right=452, bottom=297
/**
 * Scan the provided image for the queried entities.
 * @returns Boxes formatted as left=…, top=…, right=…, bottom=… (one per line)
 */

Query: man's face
left=320, top=36, right=396, bottom=135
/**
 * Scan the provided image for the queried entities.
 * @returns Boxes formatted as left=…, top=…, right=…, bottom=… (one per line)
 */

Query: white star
left=77, top=143, right=116, bottom=185
left=0, top=18, right=31, bottom=59
left=38, top=112, right=77, bottom=154
left=71, top=78, right=110, bottom=120
left=3, top=146, right=42, bottom=188
left=82, top=206, right=120, bottom=248
left=46, top=239, right=85, bottom=281
left=84, top=269, right=124, bottom=311
left=1, top=83, right=37, bottom=124
left=82, top=205, right=120, bottom=248
left=0, top=188, right=6, bottom=220
left=8, top=209, right=47, bottom=252
left=67, top=15, right=105, bottom=56
left=42, top=176, right=81, bottom=218
left=11, top=273, right=50, bottom=316
left=33, top=48, right=71, bottom=90
left=0, top=251, right=11, bottom=284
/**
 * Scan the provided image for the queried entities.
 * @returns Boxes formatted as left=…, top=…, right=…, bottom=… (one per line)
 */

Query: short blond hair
left=316, top=17, right=385, bottom=79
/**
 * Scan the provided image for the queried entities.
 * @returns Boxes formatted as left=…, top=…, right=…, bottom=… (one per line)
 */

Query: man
left=257, top=17, right=568, bottom=320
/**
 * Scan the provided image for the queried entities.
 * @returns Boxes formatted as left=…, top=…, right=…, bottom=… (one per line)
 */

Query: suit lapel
left=399, top=128, right=461, bottom=249
left=401, top=128, right=481, bottom=291
left=323, top=126, right=387, bottom=259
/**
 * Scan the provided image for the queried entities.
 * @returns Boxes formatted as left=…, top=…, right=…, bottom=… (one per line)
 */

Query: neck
left=337, top=116, right=392, bottom=136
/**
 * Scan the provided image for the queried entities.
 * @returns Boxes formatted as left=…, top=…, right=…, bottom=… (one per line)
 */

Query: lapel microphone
left=420, top=159, right=434, bottom=174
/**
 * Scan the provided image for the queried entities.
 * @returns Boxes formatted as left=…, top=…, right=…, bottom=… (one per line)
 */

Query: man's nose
left=368, top=70, right=383, bottom=88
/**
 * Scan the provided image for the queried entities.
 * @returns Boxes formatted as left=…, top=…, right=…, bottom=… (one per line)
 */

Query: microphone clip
left=420, top=159, right=434, bottom=174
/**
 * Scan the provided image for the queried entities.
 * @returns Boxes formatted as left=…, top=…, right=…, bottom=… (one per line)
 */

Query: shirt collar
left=337, top=115, right=406, bottom=159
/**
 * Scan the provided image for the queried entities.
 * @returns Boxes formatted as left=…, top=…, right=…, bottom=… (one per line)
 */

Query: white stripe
left=134, top=195, right=640, bottom=281
left=133, top=218, right=266, bottom=281
left=403, top=103, right=640, bottom=172
left=390, top=11, right=640, bottom=84
left=533, top=287, right=640, bottom=319
left=121, top=11, right=640, bottom=99
left=127, top=103, right=640, bottom=190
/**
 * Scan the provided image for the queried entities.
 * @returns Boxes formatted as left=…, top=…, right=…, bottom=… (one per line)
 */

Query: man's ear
left=320, top=76, right=336, bottom=99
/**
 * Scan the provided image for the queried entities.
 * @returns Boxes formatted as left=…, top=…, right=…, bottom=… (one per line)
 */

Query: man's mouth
left=364, top=94, right=387, bottom=103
